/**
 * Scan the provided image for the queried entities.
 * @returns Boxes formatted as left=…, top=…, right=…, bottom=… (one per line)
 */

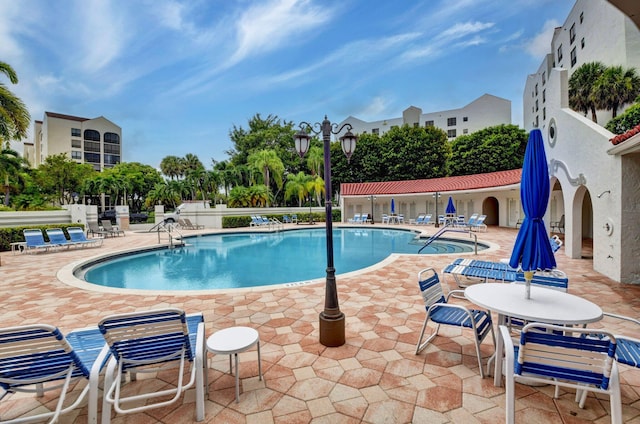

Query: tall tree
left=569, top=62, right=606, bottom=123
left=159, top=155, right=184, bottom=180
left=0, top=61, right=31, bottom=143
left=592, top=66, right=640, bottom=118
left=0, top=144, right=28, bottom=205
left=247, top=149, right=284, bottom=207
left=35, top=154, right=95, bottom=205
left=284, top=172, right=312, bottom=207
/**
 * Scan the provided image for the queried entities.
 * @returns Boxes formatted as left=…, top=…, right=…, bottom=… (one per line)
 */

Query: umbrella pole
left=524, top=270, right=534, bottom=299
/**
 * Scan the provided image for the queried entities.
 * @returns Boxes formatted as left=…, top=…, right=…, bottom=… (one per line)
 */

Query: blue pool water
left=80, top=228, right=486, bottom=290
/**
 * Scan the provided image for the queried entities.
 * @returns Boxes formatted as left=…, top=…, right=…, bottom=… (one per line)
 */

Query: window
left=84, top=129, right=100, bottom=141
left=71, top=128, right=81, bottom=137
left=463, top=129, right=468, bottom=134
left=581, top=37, right=585, bottom=49
left=447, top=129, right=456, bottom=138
left=424, top=120, right=434, bottom=127
left=104, top=132, right=120, bottom=144
left=84, top=141, right=100, bottom=152
left=84, top=152, right=100, bottom=163
left=413, top=122, right=419, bottom=128
left=557, top=44, right=563, bottom=61
left=372, top=128, right=379, bottom=134
left=71, top=139, right=82, bottom=148
left=535, top=83, right=538, bottom=96
left=447, top=117, right=456, bottom=126
left=463, top=116, right=468, bottom=122
left=71, top=151, right=82, bottom=160
left=543, top=89, right=546, bottom=103
left=543, top=107, right=546, bottom=120
left=542, top=72, right=546, bottom=85
left=569, top=23, right=576, bottom=44
left=104, top=154, right=120, bottom=165
left=570, top=47, right=577, bottom=67
left=390, top=125, right=398, bottom=130
left=104, top=143, right=120, bottom=154
left=580, top=12, right=584, bottom=24
left=535, top=99, right=538, bottom=112
left=535, top=115, right=539, bottom=128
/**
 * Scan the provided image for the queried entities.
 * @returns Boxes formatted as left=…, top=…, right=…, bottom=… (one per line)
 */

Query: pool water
left=81, top=228, right=486, bottom=290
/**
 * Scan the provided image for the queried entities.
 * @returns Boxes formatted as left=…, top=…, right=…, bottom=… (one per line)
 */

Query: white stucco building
left=338, top=94, right=511, bottom=140
left=24, top=112, right=122, bottom=171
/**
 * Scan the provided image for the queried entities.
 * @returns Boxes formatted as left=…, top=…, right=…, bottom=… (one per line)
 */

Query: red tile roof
left=341, top=168, right=522, bottom=196
left=610, top=124, right=640, bottom=145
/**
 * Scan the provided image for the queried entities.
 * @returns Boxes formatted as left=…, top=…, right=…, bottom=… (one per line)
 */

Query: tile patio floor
left=1, top=224, right=639, bottom=423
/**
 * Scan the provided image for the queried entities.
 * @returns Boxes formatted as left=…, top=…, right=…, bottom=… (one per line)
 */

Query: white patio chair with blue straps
left=98, top=308, right=205, bottom=423
left=500, top=323, right=621, bottom=424
left=0, top=324, right=110, bottom=424
left=415, top=268, right=495, bottom=378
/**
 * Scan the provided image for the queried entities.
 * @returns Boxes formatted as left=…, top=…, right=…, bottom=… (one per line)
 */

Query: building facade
left=337, top=94, right=511, bottom=140
left=24, top=112, right=121, bottom=171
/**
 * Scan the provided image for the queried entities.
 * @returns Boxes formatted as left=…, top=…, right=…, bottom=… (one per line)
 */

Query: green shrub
left=606, top=103, right=640, bottom=134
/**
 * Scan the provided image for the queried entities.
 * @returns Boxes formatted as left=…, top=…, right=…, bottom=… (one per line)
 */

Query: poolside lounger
left=0, top=324, right=110, bottom=423
left=87, top=221, right=110, bottom=238
left=23, top=228, right=57, bottom=253
left=67, top=226, right=103, bottom=248
left=98, top=308, right=205, bottom=423
left=443, top=258, right=518, bottom=287
left=45, top=228, right=78, bottom=249
left=348, top=213, right=361, bottom=224
left=101, top=220, right=124, bottom=237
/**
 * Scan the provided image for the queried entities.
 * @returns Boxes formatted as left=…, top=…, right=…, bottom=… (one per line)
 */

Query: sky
left=1, top=0, right=575, bottom=169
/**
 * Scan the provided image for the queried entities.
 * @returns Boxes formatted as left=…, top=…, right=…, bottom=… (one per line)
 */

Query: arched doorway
left=482, top=197, right=499, bottom=225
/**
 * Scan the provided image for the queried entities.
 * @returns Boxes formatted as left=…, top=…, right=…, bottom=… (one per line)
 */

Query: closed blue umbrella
left=391, top=198, right=395, bottom=214
left=445, top=196, right=456, bottom=214
left=509, top=129, right=556, bottom=299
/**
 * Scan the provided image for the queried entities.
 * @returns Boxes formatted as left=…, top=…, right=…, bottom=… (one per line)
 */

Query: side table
left=206, top=326, right=262, bottom=402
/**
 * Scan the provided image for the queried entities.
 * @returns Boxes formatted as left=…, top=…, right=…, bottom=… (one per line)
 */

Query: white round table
left=465, top=283, right=603, bottom=386
left=206, top=326, right=262, bottom=402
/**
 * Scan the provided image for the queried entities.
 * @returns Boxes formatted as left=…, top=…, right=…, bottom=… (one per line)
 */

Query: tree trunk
left=590, top=106, right=598, bottom=123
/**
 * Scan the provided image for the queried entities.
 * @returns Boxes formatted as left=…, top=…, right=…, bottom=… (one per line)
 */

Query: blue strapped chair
left=0, top=324, right=109, bottom=424
left=23, top=229, right=57, bottom=253
left=415, top=268, right=495, bottom=378
left=98, top=308, right=205, bottom=423
left=604, top=313, right=640, bottom=368
left=500, top=323, right=621, bottom=424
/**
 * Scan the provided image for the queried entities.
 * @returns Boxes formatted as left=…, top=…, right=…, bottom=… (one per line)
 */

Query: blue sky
left=1, top=0, right=574, bottom=169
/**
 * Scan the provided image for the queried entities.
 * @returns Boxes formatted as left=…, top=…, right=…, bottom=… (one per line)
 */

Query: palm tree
left=159, top=155, right=184, bottom=180
left=284, top=172, right=311, bottom=207
left=0, top=145, right=27, bottom=205
left=247, top=150, right=284, bottom=207
left=306, top=146, right=324, bottom=176
left=592, top=66, right=640, bottom=118
left=0, top=61, right=31, bottom=142
left=308, top=175, right=325, bottom=207
left=569, top=61, right=605, bottom=123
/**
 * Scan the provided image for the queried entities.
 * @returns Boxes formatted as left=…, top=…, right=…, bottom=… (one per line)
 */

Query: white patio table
left=464, top=282, right=603, bottom=386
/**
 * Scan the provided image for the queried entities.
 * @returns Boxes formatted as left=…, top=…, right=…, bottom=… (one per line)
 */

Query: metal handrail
left=418, top=223, right=478, bottom=254
left=153, top=222, right=184, bottom=248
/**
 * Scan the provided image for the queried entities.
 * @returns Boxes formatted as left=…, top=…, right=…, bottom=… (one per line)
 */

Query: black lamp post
left=294, top=116, right=357, bottom=347
left=368, top=195, right=376, bottom=224
left=433, top=192, right=441, bottom=228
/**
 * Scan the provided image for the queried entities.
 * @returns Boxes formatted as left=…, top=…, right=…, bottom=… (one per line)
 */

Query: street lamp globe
left=339, top=130, right=357, bottom=163
left=294, top=129, right=311, bottom=158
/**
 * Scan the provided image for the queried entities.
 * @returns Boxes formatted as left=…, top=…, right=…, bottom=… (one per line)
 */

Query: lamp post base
left=319, top=311, right=345, bottom=347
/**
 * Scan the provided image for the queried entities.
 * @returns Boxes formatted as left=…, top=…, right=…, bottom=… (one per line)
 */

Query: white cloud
left=525, top=19, right=559, bottom=58
left=438, top=21, right=495, bottom=42
left=359, top=96, right=390, bottom=120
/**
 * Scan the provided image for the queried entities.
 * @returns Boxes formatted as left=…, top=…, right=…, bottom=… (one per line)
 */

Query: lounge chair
left=359, top=214, right=370, bottom=224
left=101, top=219, right=124, bottom=237
left=550, top=234, right=563, bottom=252
left=443, top=258, right=518, bottom=287
left=291, top=214, right=298, bottom=224
left=420, top=214, right=432, bottom=225
left=0, top=324, right=110, bottom=423
left=23, top=228, right=57, bottom=253
left=282, top=215, right=292, bottom=223
left=45, top=227, right=77, bottom=249
left=500, top=323, right=621, bottom=424
left=381, top=214, right=390, bottom=224
left=348, top=213, right=361, bottom=224
left=461, top=213, right=478, bottom=229
left=550, top=214, right=565, bottom=233
left=415, top=268, right=495, bottom=378
left=470, top=214, right=487, bottom=232
left=87, top=221, right=109, bottom=238
left=179, top=218, right=204, bottom=230
left=67, top=226, right=103, bottom=248
left=98, top=308, right=205, bottom=423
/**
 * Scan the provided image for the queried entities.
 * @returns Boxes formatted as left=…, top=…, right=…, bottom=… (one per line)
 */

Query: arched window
left=84, top=129, right=100, bottom=141
left=104, top=132, right=120, bottom=144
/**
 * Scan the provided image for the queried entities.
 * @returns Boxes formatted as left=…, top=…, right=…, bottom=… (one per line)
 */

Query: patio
left=1, top=224, right=639, bottom=423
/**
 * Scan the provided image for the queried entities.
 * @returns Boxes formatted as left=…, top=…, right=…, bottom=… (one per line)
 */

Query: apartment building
left=24, top=112, right=121, bottom=171
left=523, top=0, right=640, bottom=131
left=337, top=93, right=511, bottom=140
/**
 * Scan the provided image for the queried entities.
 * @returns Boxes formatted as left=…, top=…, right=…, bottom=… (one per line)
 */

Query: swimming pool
left=79, top=228, right=487, bottom=291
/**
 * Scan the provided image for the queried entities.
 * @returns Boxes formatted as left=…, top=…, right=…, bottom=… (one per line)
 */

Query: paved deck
left=1, top=224, right=639, bottom=423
